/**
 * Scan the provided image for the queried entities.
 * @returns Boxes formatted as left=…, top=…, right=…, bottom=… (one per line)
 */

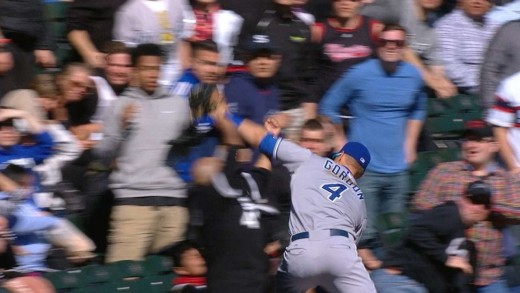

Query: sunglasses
left=334, top=0, right=362, bottom=2
left=379, top=38, right=406, bottom=48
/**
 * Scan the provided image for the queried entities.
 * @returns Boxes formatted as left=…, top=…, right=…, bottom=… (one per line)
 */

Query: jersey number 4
left=321, top=183, right=349, bottom=202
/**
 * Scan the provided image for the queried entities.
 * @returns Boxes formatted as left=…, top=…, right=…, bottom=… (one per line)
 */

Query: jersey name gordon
left=323, top=159, right=364, bottom=199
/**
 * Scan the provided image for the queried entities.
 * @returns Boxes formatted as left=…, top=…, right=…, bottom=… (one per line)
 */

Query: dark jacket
left=0, top=0, right=53, bottom=50
left=383, top=201, right=476, bottom=293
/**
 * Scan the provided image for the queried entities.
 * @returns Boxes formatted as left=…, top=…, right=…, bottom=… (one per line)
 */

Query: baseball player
left=230, top=116, right=377, bottom=293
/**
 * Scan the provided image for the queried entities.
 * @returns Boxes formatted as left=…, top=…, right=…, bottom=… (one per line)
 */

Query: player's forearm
left=237, top=119, right=268, bottom=148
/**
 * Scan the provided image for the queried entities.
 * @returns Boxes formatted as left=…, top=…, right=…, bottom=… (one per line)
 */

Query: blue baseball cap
left=338, top=142, right=371, bottom=171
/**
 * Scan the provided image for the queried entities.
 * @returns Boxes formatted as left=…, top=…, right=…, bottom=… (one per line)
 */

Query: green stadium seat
left=427, top=98, right=451, bottom=117
left=426, top=114, right=465, bottom=136
left=140, top=274, right=175, bottom=292
left=451, top=95, right=481, bottom=114
left=44, top=270, right=83, bottom=291
left=99, top=280, right=142, bottom=293
left=80, top=264, right=113, bottom=286
left=109, top=260, right=146, bottom=280
left=143, top=255, right=173, bottom=276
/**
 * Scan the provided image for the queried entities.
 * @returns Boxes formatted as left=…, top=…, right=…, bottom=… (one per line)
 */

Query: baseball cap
left=463, top=120, right=493, bottom=139
left=339, top=141, right=371, bottom=171
left=244, top=34, right=280, bottom=55
left=465, top=180, right=492, bottom=209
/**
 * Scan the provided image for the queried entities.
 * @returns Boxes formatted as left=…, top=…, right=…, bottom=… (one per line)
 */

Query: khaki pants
left=105, top=205, right=188, bottom=263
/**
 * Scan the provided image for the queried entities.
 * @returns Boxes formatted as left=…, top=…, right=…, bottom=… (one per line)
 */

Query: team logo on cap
left=253, top=35, right=270, bottom=43
left=360, top=158, right=365, bottom=164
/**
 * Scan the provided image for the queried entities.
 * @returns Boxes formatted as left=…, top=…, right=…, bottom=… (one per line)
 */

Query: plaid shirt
left=412, top=160, right=520, bottom=286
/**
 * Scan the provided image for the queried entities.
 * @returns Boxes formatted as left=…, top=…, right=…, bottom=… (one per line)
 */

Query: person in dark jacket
left=251, top=0, right=314, bottom=139
left=0, top=0, right=56, bottom=98
left=371, top=181, right=493, bottom=293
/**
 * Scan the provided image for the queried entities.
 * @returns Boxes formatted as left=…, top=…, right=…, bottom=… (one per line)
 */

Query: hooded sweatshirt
left=94, top=87, right=191, bottom=199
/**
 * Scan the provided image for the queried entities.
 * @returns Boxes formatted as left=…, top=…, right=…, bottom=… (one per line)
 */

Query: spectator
left=90, top=41, right=132, bottom=123
left=435, top=0, right=499, bottom=95
left=0, top=0, right=56, bottom=98
left=113, top=0, right=193, bottom=86
left=480, top=20, right=520, bottom=109
left=400, top=0, right=458, bottom=98
left=320, top=23, right=426, bottom=269
left=297, top=119, right=333, bottom=158
left=487, top=0, right=520, bottom=24
left=411, top=120, right=520, bottom=292
left=486, top=71, right=520, bottom=174
left=54, top=63, right=98, bottom=127
left=94, top=43, right=191, bottom=262
left=224, top=35, right=281, bottom=125
left=1, top=88, right=81, bottom=190
left=171, top=40, right=222, bottom=97
left=0, top=164, right=95, bottom=273
left=0, top=108, right=53, bottom=168
left=179, top=0, right=243, bottom=69
left=253, top=0, right=315, bottom=139
left=312, top=0, right=382, bottom=103
left=372, top=181, right=492, bottom=293
left=67, top=0, right=128, bottom=68
left=170, top=240, right=207, bottom=292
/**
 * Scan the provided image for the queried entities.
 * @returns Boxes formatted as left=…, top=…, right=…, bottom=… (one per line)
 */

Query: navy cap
left=340, top=142, right=371, bottom=171
left=465, top=180, right=492, bottom=209
left=244, top=34, right=280, bottom=55
left=463, top=120, right=493, bottom=139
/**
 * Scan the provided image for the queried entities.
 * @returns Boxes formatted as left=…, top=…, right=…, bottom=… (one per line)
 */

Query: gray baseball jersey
left=259, top=135, right=367, bottom=242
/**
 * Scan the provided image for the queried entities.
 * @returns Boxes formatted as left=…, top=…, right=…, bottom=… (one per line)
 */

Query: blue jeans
left=370, top=269, right=427, bottom=293
left=476, top=279, right=510, bottom=293
left=357, top=171, right=409, bottom=246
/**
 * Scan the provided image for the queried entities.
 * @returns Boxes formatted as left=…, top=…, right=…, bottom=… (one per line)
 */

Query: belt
left=290, top=229, right=350, bottom=242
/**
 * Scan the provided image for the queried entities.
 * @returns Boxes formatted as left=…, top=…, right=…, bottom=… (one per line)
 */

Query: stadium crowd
left=0, top=0, right=519, bottom=292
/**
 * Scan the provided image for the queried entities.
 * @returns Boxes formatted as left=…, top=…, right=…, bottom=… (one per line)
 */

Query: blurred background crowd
left=0, top=0, right=519, bottom=292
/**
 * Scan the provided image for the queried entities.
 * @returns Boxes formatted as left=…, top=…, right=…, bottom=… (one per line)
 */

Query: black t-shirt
left=313, top=16, right=378, bottom=102
left=66, top=92, right=99, bottom=126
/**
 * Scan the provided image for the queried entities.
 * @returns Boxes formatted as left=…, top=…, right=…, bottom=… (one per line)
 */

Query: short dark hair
left=171, top=240, right=201, bottom=267
left=102, top=41, right=130, bottom=56
left=381, top=23, right=407, bottom=34
left=131, top=43, right=163, bottom=66
left=191, top=40, right=219, bottom=57
left=301, top=119, right=324, bottom=132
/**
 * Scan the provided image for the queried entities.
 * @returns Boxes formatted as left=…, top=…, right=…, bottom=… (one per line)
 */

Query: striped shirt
left=411, top=160, right=520, bottom=286
left=435, top=9, right=500, bottom=88
left=486, top=71, right=520, bottom=167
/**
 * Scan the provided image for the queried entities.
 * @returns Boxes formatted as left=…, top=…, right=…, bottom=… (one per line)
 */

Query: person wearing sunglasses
left=320, top=23, right=426, bottom=271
